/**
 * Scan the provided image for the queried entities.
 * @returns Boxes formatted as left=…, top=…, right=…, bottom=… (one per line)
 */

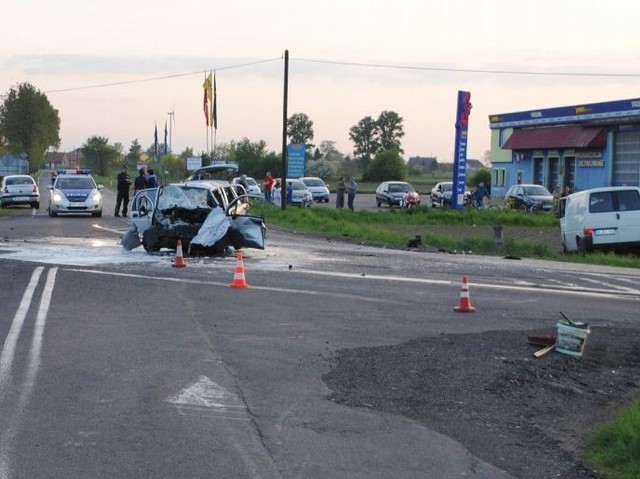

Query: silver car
left=0, top=174, right=40, bottom=209
left=299, top=176, right=330, bottom=203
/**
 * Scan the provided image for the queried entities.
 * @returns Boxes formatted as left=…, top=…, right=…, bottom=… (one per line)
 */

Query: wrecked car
left=125, top=182, right=266, bottom=255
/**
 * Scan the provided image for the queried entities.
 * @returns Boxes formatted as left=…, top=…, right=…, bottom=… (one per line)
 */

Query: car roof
left=185, top=163, right=238, bottom=181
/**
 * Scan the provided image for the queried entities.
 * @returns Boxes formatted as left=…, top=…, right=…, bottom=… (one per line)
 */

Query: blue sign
left=452, top=91, right=472, bottom=209
left=489, top=97, right=640, bottom=129
left=287, top=144, right=306, bottom=178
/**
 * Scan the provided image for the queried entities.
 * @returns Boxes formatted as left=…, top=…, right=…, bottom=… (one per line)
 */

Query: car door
left=614, top=189, right=640, bottom=244
left=225, top=195, right=266, bottom=250
left=130, top=188, right=158, bottom=232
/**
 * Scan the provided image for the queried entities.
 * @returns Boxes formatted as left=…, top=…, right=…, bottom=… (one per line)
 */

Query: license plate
left=594, top=228, right=616, bottom=236
left=14, top=196, right=29, bottom=201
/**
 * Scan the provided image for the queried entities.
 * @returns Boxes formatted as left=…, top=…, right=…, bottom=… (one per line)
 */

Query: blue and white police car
left=47, top=169, right=104, bottom=217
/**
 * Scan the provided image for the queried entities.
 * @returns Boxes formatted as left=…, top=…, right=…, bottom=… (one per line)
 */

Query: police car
left=47, top=169, right=104, bottom=217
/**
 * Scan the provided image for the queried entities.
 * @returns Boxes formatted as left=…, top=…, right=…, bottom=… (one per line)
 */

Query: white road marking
left=0, top=267, right=44, bottom=399
left=0, top=268, right=57, bottom=479
left=167, top=376, right=246, bottom=419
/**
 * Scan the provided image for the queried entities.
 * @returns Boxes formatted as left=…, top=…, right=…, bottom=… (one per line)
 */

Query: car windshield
left=303, top=178, right=325, bottom=187
left=524, top=185, right=551, bottom=196
left=245, top=178, right=257, bottom=186
left=57, top=177, right=95, bottom=189
left=158, top=185, right=213, bottom=210
left=6, top=177, right=34, bottom=186
left=442, top=183, right=452, bottom=192
left=289, top=181, right=306, bottom=190
left=389, top=183, right=413, bottom=193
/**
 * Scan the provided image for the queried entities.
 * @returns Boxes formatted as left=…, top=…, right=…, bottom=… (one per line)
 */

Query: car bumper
left=1, top=194, right=40, bottom=206
left=50, top=201, right=102, bottom=213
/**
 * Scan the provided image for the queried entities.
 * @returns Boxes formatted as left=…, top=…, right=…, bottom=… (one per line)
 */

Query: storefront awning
left=502, top=125, right=606, bottom=149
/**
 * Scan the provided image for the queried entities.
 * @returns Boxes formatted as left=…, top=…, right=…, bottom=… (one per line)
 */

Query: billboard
left=452, top=91, right=472, bottom=209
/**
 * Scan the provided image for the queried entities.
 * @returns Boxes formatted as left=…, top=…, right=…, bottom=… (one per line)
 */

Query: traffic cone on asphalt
left=454, top=275, right=475, bottom=312
left=173, top=239, right=187, bottom=268
left=229, top=252, right=249, bottom=289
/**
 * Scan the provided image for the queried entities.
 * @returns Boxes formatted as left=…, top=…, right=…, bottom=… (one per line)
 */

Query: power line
left=43, top=54, right=640, bottom=95
left=292, top=57, right=640, bottom=78
left=44, top=57, right=282, bottom=94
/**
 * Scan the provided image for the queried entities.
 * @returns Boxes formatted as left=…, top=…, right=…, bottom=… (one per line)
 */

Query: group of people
left=114, top=165, right=159, bottom=217
left=335, top=176, right=357, bottom=210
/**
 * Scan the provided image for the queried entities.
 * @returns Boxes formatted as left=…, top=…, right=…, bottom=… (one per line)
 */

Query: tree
left=376, top=111, right=405, bottom=154
left=230, top=138, right=273, bottom=179
left=125, top=139, right=143, bottom=167
left=366, top=149, right=407, bottom=182
left=349, top=116, right=380, bottom=172
left=287, top=113, right=314, bottom=153
left=81, top=136, right=119, bottom=176
left=0, top=82, right=60, bottom=173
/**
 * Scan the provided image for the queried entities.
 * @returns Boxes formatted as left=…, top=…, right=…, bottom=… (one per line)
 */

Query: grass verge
left=264, top=204, right=640, bottom=267
left=587, top=399, right=640, bottom=479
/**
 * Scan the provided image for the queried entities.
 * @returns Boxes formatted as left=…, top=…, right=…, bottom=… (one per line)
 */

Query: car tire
left=376, top=201, right=381, bottom=207
left=577, top=237, right=588, bottom=254
left=92, top=211, right=102, bottom=217
left=142, top=229, right=161, bottom=252
left=48, top=207, right=56, bottom=217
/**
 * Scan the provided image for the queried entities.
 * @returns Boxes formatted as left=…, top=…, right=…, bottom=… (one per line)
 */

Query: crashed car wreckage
left=122, top=183, right=266, bottom=255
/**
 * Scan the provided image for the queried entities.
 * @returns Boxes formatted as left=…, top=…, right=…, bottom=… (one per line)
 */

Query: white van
left=557, top=186, right=640, bottom=253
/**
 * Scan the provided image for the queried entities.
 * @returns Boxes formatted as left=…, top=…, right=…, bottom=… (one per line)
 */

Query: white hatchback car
left=299, top=176, right=330, bottom=203
left=0, top=174, right=40, bottom=209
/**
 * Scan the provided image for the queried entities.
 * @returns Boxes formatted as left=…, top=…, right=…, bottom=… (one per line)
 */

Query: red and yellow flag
left=202, top=72, right=212, bottom=126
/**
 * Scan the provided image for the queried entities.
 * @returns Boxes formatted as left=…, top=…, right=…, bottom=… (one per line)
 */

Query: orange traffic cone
left=454, top=275, right=475, bottom=312
left=229, top=252, right=249, bottom=288
left=173, top=239, right=187, bottom=268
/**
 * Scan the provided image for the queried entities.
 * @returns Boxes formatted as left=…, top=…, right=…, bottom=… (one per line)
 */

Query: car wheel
left=48, top=207, right=56, bottom=217
left=376, top=201, right=381, bottom=207
left=577, top=237, right=588, bottom=254
left=92, top=210, right=102, bottom=217
left=142, top=229, right=161, bottom=252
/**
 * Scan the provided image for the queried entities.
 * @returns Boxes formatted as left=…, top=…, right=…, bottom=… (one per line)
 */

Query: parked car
left=0, top=174, right=40, bottom=209
left=375, top=181, right=420, bottom=208
left=128, top=182, right=266, bottom=254
left=284, top=179, right=314, bottom=207
left=558, top=186, right=640, bottom=253
left=47, top=169, right=103, bottom=217
left=505, top=184, right=553, bottom=211
left=299, top=176, right=330, bottom=203
left=430, top=181, right=471, bottom=207
left=231, top=176, right=261, bottom=196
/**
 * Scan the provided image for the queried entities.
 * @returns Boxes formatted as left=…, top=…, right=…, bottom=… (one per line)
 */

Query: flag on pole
left=164, top=121, right=168, bottom=155
left=154, top=123, right=159, bottom=162
left=203, top=72, right=212, bottom=126
left=212, top=72, right=218, bottom=130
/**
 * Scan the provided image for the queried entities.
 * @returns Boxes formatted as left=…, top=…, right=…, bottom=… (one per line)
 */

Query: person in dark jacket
left=115, top=165, right=131, bottom=217
left=134, top=167, right=148, bottom=194
left=146, top=168, right=158, bottom=188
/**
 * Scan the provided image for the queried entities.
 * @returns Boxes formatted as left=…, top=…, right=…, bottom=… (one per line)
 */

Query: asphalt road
left=1, top=181, right=639, bottom=478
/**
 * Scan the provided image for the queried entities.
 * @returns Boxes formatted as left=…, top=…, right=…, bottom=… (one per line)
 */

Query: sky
left=2, top=0, right=639, bottom=163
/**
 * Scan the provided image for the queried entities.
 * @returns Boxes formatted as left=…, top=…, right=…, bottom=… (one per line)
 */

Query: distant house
left=44, top=149, right=85, bottom=170
left=407, top=156, right=438, bottom=172
left=0, top=153, right=29, bottom=176
left=466, top=159, right=485, bottom=172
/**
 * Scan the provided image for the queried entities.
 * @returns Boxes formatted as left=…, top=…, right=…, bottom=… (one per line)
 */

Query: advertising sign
left=186, top=157, right=202, bottom=171
left=452, top=91, right=472, bottom=209
left=287, top=144, right=306, bottom=178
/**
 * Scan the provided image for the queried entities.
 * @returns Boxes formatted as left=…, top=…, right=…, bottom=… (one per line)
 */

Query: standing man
left=115, top=165, right=131, bottom=217
left=134, top=167, right=148, bottom=194
left=263, top=171, right=274, bottom=203
left=336, top=177, right=346, bottom=208
left=347, top=177, right=358, bottom=211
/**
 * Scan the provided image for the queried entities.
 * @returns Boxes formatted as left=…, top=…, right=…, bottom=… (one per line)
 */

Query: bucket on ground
left=556, top=321, right=590, bottom=357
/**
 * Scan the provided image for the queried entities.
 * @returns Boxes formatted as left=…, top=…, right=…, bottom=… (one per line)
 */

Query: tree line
left=0, top=82, right=410, bottom=182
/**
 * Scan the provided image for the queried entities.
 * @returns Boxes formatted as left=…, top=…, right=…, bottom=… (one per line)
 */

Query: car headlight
left=92, top=191, right=102, bottom=202
left=52, top=193, right=63, bottom=203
